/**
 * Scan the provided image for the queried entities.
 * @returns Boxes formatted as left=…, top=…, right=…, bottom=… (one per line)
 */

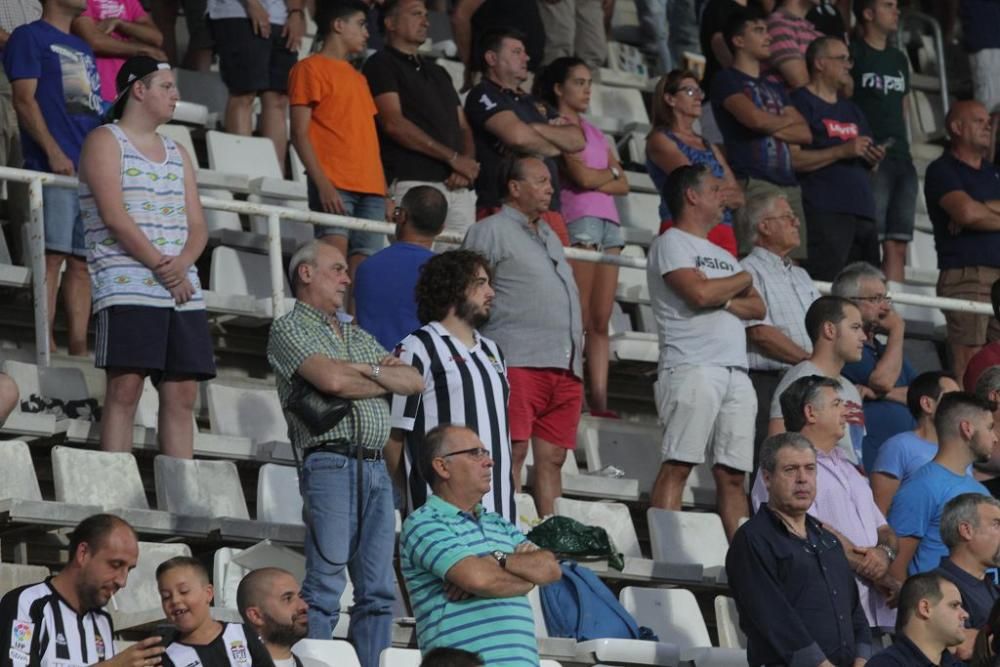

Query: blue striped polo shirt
left=400, top=494, right=539, bottom=666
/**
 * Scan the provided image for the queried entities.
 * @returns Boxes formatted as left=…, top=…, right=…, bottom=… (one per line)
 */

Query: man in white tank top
left=78, top=56, right=216, bottom=459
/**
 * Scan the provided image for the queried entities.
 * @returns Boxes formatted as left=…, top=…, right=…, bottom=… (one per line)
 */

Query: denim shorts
left=308, top=183, right=386, bottom=257
left=44, top=185, right=86, bottom=256
left=871, top=155, right=917, bottom=242
left=566, top=216, right=625, bottom=250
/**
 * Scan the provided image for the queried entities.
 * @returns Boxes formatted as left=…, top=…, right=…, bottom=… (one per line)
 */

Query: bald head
left=946, top=100, right=993, bottom=153
left=237, top=567, right=292, bottom=618
left=237, top=567, right=309, bottom=650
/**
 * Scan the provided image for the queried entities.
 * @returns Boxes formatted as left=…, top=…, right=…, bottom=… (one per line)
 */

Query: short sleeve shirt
left=288, top=55, right=385, bottom=196
left=710, top=67, right=797, bottom=185
left=81, top=0, right=148, bottom=101
left=362, top=48, right=463, bottom=183
left=353, top=242, right=434, bottom=351
left=207, top=0, right=286, bottom=23
left=849, top=40, right=911, bottom=159
left=3, top=20, right=102, bottom=171
left=887, top=461, right=990, bottom=575
left=764, top=9, right=822, bottom=86
left=266, top=301, right=391, bottom=450
left=464, top=78, right=562, bottom=211
left=400, top=495, right=538, bottom=665
left=741, top=246, right=819, bottom=371
left=646, top=227, right=748, bottom=370
left=960, top=0, right=1000, bottom=52
left=790, top=87, right=876, bottom=220
left=872, top=431, right=939, bottom=483
left=924, top=152, right=1000, bottom=269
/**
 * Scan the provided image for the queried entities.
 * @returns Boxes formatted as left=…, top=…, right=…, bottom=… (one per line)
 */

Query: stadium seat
left=157, top=124, right=198, bottom=163
left=620, top=587, right=748, bottom=666
left=206, top=381, right=292, bottom=458
left=646, top=508, right=729, bottom=582
left=257, top=464, right=303, bottom=525
left=577, top=416, right=717, bottom=506
left=175, top=69, right=228, bottom=125
left=714, top=596, right=746, bottom=650
left=379, top=648, right=420, bottom=667
left=515, top=492, right=539, bottom=528
left=0, top=563, right=49, bottom=598
left=293, top=640, right=361, bottom=667
left=0, top=361, right=69, bottom=437
left=615, top=192, right=661, bottom=244
left=154, top=456, right=304, bottom=544
left=616, top=245, right=650, bottom=304
left=109, top=542, right=192, bottom=628
left=587, top=83, right=649, bottom=133
left=553, top=497, right=702, bottom=582
left=524, top=442, right=639, bottom=501
left=52, top=446, right=212, bottom=538
left=0, top=440, right=98, bottom=530
left=206, top=246, right=291, bottom=322
left=212, top=541, right=306, bottom=611
left=206, top=130, right=284, bottom=181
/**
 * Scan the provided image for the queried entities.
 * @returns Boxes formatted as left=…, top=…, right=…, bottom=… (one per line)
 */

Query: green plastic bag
left=527, top=515, right=625, bottom=571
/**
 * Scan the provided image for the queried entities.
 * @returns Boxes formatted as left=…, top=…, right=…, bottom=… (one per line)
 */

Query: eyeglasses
left=440, top=447, right=492, bottom=460
left=761, top=213, right=798, bottom=224
left=673, top=86, right=705, bottom=99
left=854, top=294, right=892, bottom=304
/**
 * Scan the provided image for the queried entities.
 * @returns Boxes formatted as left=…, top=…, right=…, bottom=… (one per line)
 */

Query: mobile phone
left=152, top=624, right=177, bottom=647
left=881, top=137, right=896, bottom=149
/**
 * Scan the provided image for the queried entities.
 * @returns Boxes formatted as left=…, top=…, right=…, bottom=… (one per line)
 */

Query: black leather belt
left=304, top=440, right=383, bottom=461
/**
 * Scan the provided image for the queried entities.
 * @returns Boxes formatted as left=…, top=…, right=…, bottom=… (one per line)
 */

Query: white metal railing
left=0, top=164, right=992, bottom=368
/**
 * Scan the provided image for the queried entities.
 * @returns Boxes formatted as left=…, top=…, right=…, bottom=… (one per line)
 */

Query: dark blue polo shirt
left=924, top=151, right=1000, bottom=270
left=867, top=635, right=963, bottom=667
left=936, top=557, right=1000, bottom=629
left=726, top=504, right=872, bottom=667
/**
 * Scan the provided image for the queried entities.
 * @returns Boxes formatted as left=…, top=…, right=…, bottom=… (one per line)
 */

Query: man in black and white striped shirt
left=388, top=250, right=516, bottom=523
left=0, top=513, right=164, bottom=667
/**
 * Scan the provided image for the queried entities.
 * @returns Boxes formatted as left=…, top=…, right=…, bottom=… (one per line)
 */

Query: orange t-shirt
left=288, top=55, right=385, bottom=196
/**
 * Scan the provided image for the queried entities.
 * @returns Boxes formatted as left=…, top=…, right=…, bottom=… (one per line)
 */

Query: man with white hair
left=740, top=191, right=820, bottom=461
left=832, top=261, right=916, bottom=471
left=267, top=239, right=423, bottom=667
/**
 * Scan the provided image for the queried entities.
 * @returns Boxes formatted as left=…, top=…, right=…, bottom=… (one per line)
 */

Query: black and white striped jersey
left=0, top=578, right=115, bottom=667
left=391, top=322, right=515, bottom=522
left=162, top=623, right=274, bottom=667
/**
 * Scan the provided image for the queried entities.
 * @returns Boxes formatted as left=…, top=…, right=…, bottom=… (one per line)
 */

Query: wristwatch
left=610, top=166, right=621, bottom=180
left=370, top=364, right=381, bottom=379
left=491, top=550, right=508, bottom=569
left=877, top=544, right=897, bottom=562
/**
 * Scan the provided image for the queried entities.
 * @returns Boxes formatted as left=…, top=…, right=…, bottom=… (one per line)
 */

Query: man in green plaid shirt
left=267, top=240, right=423, bottom=667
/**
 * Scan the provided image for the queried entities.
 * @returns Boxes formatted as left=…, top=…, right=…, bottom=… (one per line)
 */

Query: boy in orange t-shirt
left=289, top=0, right=388, bottom=286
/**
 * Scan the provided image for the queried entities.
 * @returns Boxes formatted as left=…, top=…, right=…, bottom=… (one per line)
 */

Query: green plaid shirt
left=267, top=300, right=391, bottom=450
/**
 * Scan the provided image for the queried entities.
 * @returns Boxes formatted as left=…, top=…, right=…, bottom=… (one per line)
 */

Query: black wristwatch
left=491, top=550, right=507, bottom=569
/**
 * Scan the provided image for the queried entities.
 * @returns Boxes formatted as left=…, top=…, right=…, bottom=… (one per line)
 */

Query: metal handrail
left=895, top=9, right=950, bottom=116
left=0, top=164, right=991, bottom=369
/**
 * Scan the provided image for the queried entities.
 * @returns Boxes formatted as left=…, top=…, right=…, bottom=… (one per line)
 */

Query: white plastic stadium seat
left=109, top=542, right=192, bottom=628
left=0, top=440, right=98, bottom=529
left=620, top=587, right=748, bottom=666
left=293, top=640, right=361, bottom=667
left=714, top=596, right=746, bottom=649
left=646, top=508, right=729, bottom=582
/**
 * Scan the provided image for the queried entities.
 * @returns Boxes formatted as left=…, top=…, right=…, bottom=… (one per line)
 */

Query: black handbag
left=285, top=375, right=352, bottom=435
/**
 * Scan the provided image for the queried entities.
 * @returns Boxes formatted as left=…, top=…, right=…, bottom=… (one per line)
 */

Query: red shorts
left=507, top=367, right=583, bottom=449
left=476, top=207, right=571, bottom=247
left=659, top=220, right=738, bottom=257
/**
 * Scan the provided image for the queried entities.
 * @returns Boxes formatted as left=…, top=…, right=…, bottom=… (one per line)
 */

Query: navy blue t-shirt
left=709, top=67, right=796, bottom=186
left=353, top=242, right=435, bottom=351
left=924, top=151, right=1000, bottom=270
left=790, top=87, right=876, bottom=220
left=841, top=339, right=917, bottom=472
left=2, top=20, right=102, bottom=171
left=960, top=0, right=1000, bottom=52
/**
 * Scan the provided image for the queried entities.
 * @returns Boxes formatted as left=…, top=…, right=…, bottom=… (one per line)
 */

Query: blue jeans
left=300, top=451, right=395, bottom=667
left=634, top=0, right=704, bottom=74
left=307, top=182, right=386, bottom=257
left=872, top=155, right=918, bottom=242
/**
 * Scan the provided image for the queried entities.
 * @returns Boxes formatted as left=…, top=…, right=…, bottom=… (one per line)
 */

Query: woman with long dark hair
left=536, top=56, right=629, bottom=418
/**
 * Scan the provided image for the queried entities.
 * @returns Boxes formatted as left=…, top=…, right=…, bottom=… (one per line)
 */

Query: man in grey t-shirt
left=769, top=295, right=868, bottom=464
left=646, top=164, right=765, bottom=540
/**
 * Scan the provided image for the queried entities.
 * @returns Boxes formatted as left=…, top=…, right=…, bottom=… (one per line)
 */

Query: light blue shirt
left=887, top=461, right=990, bottom=575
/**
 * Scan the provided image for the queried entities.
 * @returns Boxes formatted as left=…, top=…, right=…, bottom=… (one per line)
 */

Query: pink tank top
left=559, top=117, right=621, bottom=225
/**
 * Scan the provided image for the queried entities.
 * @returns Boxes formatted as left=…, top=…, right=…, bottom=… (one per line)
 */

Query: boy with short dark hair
left=157, top=556, right=275, bottom=667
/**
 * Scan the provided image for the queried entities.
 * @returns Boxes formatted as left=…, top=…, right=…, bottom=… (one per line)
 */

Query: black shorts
left=94, top=305, right=217, bottom=383
left=210, top=17, right=296, bottom=94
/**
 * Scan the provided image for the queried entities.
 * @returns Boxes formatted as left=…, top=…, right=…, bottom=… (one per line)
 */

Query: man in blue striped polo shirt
left=400, top=424, right=561, bottom=665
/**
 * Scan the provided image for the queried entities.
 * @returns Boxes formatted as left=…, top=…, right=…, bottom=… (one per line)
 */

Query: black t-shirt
left=162, top=623, right=275, bottom=667
left=469, top=0, right=545, bottom=72
left=464, top=77, right=561, bottom=210
left=363, top=47, right=462, bottom=183
left=806, top=0, right=846, bottom=38
left=925, top=151, right=1000, bottom=270
left=699, top=0, right=745, bottom=92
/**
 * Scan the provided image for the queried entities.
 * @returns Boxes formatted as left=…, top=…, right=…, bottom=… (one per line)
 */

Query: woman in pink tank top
left=536, top=57, right=629, bottom=418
